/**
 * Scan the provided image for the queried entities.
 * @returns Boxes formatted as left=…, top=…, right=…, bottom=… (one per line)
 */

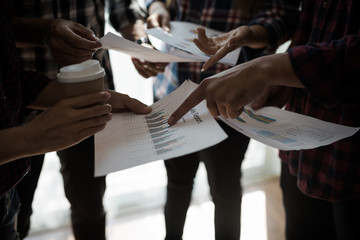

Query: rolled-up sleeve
left=288, top=32, right=360, bottom=106
left=249, top=0, right=301, bottom=51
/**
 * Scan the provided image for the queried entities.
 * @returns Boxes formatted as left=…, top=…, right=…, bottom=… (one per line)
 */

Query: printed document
left=146, top=21, right=240, bottom=66
left=94, top=81, right=228, bottom=176
left=99, top=21, right=240, bottom=65
left=219, top=107, right=359, bottom=151
left=99, top=32, right=197, bottom=62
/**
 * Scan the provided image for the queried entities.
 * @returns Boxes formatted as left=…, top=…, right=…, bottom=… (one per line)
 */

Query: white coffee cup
left=57, top=59, right=105, bottom=98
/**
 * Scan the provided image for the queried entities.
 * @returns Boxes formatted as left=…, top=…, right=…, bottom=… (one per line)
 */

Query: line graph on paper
left=122, top=106, right=187, bottom=160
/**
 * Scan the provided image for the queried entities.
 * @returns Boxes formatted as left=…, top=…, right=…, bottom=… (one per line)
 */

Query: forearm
left=28, top=81, right=63, bottom=110
left=246, top=24, right=269, bottom=49
left=255, top=52, right=303, bottom=88
left=0, top=125, right=39, bottom=165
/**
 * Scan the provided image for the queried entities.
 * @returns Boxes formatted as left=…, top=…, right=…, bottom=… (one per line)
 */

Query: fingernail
left=168, top=116, right=174, bottom=125
left=201, top=68, right=205, bottom=72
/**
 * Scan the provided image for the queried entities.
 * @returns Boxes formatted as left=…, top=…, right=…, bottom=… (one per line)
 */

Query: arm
left=0, top=92, right=112, bottom=165
left=169, top=31, right=360, bottom=125
left=147, top=0, right=170, bottom=32
left=109, top=0, right=168, bottom=78
left=168, top=52, right=302, bottom=125
left=194, top=0, right=301, bottom=70
left=12, top=16, right=102, bottom=66
left=1, top=85, right=152, bottom=165
left=287, top=33, right=360, bottom=107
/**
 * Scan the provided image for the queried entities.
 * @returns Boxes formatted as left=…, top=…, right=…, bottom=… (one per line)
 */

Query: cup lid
left=57, top=59, right=105, bottom=83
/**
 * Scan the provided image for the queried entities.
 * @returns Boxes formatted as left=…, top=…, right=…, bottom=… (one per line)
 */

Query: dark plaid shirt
left=11, top=0, right=146, bottom=85
left=282, top=0, right=360, bottom=201
left=0, top=12, right=50, bottom=198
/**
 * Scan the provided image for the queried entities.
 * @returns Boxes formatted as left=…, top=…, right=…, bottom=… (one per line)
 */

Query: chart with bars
left=95, top=80, right=228, bottom=176
left=145, top=109, right=186, bottom=155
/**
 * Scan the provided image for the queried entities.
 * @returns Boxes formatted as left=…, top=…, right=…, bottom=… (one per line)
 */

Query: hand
left=168, top=61, right=267, bottom=126
left=46, top=19, right=102, bottom=66
left=26, top=91, right=112, bottom=154
left=147, top=1, right=171, bottom=31
left=193, top=26, right=253, bottom=71
left=106, top=90, right=152, bottom=114
left=131, top=57, right=168, bottom=78
left=251, top=85, right=294, bottom=110
left=194, top=25, right=270, bottom=71
left=167, top=53, right=301, bottom=126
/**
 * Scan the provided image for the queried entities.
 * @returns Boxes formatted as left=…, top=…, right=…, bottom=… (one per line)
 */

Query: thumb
left=124, top=97, right=152, bottom=114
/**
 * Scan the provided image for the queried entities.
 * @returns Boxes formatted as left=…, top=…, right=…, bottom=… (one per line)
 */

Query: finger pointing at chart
left=167, top=84, right=206, bottom=126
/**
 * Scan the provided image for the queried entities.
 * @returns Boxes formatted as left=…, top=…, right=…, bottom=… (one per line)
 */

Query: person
left=10, top=1, right=164, bottom=239
left=0, top=4, right=152, bottom=240
left=145, top=0, right=299, bottom=239
left=168, top=0, right=360, bottom=239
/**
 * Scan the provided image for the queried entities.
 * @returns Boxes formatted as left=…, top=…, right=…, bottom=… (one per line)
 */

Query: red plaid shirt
left=0, top=12, right=50, bottom=198
left=282, top=0, right=360, bottom=201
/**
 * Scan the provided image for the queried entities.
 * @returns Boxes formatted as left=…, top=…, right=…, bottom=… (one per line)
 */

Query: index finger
left=167, top=85, right=206, bottom=126
left=202, top=45, right=229, bottom=71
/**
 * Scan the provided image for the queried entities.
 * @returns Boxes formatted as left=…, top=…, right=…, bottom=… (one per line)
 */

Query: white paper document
left=219, top=107, right=360, bottom=151
left=146, top=21, right=241, bottom=66
left=100, top=32, right=198, bottom=62
left=94, top=81, right=228, bottom=176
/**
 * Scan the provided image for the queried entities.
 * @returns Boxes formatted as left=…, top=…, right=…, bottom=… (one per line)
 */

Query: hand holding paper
left=99, top=21, right=241, bottom=65
left=95, top=81, right=228, bottom=176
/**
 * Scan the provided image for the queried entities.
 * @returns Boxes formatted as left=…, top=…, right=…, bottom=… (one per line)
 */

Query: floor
left=26, top=177, right=285, bottom=240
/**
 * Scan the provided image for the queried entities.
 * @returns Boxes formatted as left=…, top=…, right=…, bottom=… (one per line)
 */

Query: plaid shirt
left=147, top=0, right=299, bottom=99
left=282, top=0, right=360, bottom=201
left=11, top=0, right=146, bottom=86
left=0, top=12, right=51, bottom=198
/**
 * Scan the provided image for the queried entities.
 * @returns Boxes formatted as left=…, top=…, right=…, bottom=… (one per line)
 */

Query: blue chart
left=145, top=109, right=186, bottom=155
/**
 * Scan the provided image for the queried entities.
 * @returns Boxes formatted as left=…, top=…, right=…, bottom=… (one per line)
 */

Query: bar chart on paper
left=122, top=106, right=187, bottom=162
left=95, top=80, right=228, bottom=176
left=146, top=109, right=186, bottom=154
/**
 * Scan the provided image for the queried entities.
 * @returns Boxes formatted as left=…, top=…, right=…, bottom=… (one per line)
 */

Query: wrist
left=135, top=36, right=150, bottom=45
left=255, top=53, right=302, bottom=88
left=247, top=24, right=269, bottom=49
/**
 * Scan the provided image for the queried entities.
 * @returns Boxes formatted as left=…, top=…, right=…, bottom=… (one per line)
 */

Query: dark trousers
left=16, top=154, right=44, bottom=239
left=57, top=136, right=106, bottom=240
left=280, top=162, right=360, bottom=240
left=0, top=188, right=20, bottom=240
left=164, top=122, right=250, bottom=240
left=16, top=136, right=106, bottom=240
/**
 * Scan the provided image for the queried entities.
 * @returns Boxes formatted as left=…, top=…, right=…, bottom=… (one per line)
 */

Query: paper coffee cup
left=57, top=59, right=106, bottom=98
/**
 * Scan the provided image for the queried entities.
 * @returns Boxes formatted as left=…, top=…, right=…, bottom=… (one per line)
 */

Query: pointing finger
left=168, top=84, right=206, bottom=126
